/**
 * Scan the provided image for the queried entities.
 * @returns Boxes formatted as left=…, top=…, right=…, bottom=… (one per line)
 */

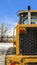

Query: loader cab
left=18, top=10, right=37, bottom=24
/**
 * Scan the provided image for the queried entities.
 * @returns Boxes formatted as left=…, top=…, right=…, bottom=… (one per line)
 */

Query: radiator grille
left=19, top=27, right=37, bottom=55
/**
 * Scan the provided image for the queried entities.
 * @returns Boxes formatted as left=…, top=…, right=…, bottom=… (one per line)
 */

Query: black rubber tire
left=6, top=47, right=16, bottom=55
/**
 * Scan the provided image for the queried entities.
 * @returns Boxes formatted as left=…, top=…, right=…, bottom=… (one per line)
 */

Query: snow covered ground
left=0, top=55, right=5, bottom=65
left=0, top=43, right=13, bottom=65
left=0, top=43, right=13, bottom=54
left=0, top=43, right=13, bottom=50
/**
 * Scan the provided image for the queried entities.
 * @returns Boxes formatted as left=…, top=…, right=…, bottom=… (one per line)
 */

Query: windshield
left=20, top=13, right=37, bottom=24
left=31, top=16, right=37, bottom=24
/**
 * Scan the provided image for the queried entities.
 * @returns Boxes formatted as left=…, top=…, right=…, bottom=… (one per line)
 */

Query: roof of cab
left=18, top=10, right=37, bottom=15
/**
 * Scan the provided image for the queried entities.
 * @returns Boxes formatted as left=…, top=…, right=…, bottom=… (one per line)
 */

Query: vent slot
left=28, top=62, right=37, bottom=65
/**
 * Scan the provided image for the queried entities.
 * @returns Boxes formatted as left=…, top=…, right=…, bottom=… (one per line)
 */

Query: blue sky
left=0, top=0, right=37, bottom=28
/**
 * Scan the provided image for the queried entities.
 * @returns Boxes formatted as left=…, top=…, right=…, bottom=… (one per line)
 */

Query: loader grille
left=19, top=27, right=37, bottom=55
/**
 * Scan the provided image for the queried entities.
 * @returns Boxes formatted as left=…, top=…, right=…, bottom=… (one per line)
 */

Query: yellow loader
left=5, top=6, right=37, bottom=65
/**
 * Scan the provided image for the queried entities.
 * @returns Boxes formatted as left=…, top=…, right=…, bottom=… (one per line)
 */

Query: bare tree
left=0, top=23, right=10, bottom=42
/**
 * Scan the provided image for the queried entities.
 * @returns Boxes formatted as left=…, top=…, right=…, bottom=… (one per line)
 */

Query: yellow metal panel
left=16, top=24, right=37, bottom=27
left=16, top=26, right=20, bottom=55
left=25, top=58, right=37, bottom=63
left=6, top=55, right=37, bottom=65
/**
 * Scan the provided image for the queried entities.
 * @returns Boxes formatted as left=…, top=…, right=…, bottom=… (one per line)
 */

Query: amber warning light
left=19, top=29, right=26, bottom=34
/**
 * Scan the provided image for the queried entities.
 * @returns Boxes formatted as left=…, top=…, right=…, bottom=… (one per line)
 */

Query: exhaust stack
left=28, top=6, right=31, bottom=24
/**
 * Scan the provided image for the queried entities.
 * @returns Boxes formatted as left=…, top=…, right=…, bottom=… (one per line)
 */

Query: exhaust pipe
left=28, top=6, right=31, bottom=24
